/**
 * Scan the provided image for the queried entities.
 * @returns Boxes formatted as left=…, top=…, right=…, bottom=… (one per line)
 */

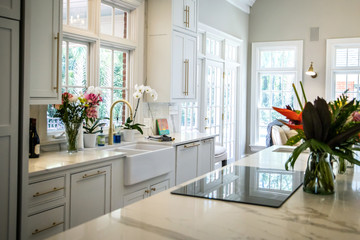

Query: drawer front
left=123, top=187, right=148, bottom=207
left=29, top=177, right=65, bottom=206
left=28, top=205, right=65, bottom=240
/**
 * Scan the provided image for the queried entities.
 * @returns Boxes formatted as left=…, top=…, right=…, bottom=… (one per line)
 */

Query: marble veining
left=48, top=146, right=360, bottom=240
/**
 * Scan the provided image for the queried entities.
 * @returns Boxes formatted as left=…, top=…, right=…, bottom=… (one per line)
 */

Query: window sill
left=249, top=144, right=266, bottom=153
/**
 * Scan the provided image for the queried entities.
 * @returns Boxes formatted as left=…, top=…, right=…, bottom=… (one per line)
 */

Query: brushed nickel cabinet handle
left=54, top=32, right=60, bottom=93
left=186, top=59, right=189, bottom=96
left=32, top=221, right=64, bottom=235
left=184, top=6, right=189, bottom=27
left=187, top=6, right=190, bottom=28
left=33, top=187, right=64, bottom=198
left=82, top=170, right=106, bottom=179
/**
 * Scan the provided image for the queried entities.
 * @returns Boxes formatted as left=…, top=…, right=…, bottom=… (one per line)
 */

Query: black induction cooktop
left=171, top=165, right=304, bottom=208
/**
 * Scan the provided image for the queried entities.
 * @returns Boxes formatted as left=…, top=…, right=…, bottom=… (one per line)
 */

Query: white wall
left=247, top=0, right=360, bottom=153
left=199, top=0, right=249, bottom=158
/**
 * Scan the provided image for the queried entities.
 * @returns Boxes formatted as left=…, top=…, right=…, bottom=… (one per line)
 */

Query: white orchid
left=144, top=86, right=152, bottom=93
left=133, top=92, right=142, bottom=99
left=135, top=84, right=145, bottom=94
left=150, top=89, right=158, bottom=101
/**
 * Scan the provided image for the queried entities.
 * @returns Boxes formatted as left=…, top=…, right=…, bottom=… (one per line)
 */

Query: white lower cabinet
left=70, top=165, right=111, bottom=228
left=123, top=179, right=171, bottom=207
left=27, top=205, right=65, bottom=240
left=176, top=142, right=198, bottom=184
left=176, top=138, right=215, bottom=185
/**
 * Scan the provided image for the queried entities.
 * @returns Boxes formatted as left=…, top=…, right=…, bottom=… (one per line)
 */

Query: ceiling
left=226, top=0, right=256, bottom=14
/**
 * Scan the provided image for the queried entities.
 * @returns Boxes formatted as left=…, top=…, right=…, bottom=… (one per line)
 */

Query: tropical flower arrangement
left=54, top=86, right=103, bottom=152
left=273, top=82, right=360, bottom=194
left=123, top=84, right=158, bottom=135
left=83, top=86, right=106, bottom=134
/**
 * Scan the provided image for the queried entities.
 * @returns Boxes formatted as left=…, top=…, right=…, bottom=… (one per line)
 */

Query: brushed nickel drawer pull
left=33, top=187, right=64, bottom=198
left=32, top=221, right=64, bottom=235
left=82, top=170, right=106, bottom=179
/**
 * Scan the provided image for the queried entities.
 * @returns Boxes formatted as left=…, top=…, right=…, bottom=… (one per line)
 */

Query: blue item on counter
left=113, top=133, right=121, bottom=144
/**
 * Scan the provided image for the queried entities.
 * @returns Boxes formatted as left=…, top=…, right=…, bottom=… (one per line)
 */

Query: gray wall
left=247, top=0, right=360, bottom=152
left=199, top=0, right=249, bottom=158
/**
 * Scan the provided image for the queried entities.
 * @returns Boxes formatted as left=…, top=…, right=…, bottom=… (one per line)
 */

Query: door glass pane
left=100, top=3, right=113, bottom=35
left=63, top=0, right=67, bottom=25
left=69, top=0, right=88, bottom=29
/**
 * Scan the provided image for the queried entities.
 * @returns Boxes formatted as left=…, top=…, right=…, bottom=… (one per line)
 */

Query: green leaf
left=302, top=102, right=323, bottom=140
left=327, top=123, right=360, bottom=148
left=285, top=140, right=311, bottom=170
left=314, top=97, right=331, bottom=142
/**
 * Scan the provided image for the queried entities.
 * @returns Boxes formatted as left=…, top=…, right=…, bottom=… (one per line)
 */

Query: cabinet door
left=185, top=0, right=197, bottom=32
left=172, top=0, right=196, bottom=33
left=171, top=31, right=186, bottom=99
left=70, top=166, right=111, bottom=228
left=176, top=143, right=198, bottom=185
left=27, top=206, right=65, bottom=240
left=28, top=0, right=62, bottom=104
left=0, top=0, right=20, bottom=20
left=123, top=188, right=148, bottom=207
left=0, top=18, right=19, bottom=240
left=150, top=180, right=170, bottom=196
left=198, top=138, right=214, bottom=175
left=184, top=34, right=197, bottom=99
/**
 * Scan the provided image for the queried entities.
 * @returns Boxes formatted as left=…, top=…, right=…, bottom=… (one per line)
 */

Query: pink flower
left=352, top=112, right=360, bottom=122
left=86, top=106, right=98, bottom=119
left=84, top=93, right=102, bottom=107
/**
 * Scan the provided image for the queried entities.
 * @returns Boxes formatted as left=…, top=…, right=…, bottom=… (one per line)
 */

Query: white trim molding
left=250, top=40, right=303, bottom=149
left=226, top=0, right=256, bottom=14
left=326, top=37, right=360, bottom=100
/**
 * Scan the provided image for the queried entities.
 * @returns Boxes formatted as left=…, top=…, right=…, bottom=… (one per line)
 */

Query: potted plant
left=122, top=84, right=158, bottom=142
left=83, top=118, right=106, bottom=148
left=82, top=87, right=104, bottom=148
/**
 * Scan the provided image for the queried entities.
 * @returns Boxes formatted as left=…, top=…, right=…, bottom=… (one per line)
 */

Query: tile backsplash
left=142, top=102, right=180, bottom=135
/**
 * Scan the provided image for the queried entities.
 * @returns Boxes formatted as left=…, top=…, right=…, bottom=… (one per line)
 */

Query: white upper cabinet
left=171, top=31, right=196, bottom=99
left=172, top=0, right=197, bottom=33
left=0, top=0, right=20, bottom=20
left=147, top=0, right=197, bottom=102
left=27, top=0, right=62, bottom=104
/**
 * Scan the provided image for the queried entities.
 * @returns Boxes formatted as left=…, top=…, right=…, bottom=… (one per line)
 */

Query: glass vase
left=338, top=157, right=347, bottom=174
left=64, top=122, right=82, bottom=154
left=303, top=152, right=335, bottom=195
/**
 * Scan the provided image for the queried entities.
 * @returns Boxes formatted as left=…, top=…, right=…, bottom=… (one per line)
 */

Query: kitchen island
left=48, top=146, right=360, bottom=239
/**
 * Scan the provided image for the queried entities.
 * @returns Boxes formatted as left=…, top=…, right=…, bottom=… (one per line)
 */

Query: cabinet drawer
left=123, top=187, right=148, bottom=207
left=28, top=205, right=65, bottom=240
left=29, top=177, right=65, bottom=206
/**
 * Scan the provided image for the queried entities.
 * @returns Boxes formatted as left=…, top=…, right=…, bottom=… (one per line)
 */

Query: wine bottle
left=29, top=118, right=40, bottom=158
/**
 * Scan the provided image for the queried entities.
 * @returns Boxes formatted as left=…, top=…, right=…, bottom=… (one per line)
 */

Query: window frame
left=46, top=0, right=141, bottom=139
left=250, top=40, right=303, bottom=150
left=326, top=38, right=360, bottom=100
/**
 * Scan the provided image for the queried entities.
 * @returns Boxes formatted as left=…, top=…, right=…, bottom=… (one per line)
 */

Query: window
left=47, top=0, right=139, bottom=134
left=326, top=38, right=360, bottom=100
left=99, top=47, right=128, bottom=123
left=100, top=2, right=128, bottom=38
left=250, top=41, right=303, bottom=147
left=63, top=0, right=89, bottom=29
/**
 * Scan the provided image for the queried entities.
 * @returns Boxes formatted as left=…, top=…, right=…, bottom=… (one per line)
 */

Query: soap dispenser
left=97, top=127, right=106, bottom=146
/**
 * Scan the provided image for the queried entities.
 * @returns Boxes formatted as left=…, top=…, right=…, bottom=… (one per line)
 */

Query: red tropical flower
left=273, top=107, right=303, bottom=130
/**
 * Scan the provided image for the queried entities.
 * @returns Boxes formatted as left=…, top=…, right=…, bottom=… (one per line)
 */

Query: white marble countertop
left=29, top=148, right=126, bottom=177
left=48, top=145, right=360, bottom=239
left=139, top=131, right=219, bottom=146
left=30, top=132, right=217, bottom=177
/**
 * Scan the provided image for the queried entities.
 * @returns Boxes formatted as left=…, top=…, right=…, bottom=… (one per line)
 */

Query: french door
left=203, top=60, right=237, bottom=160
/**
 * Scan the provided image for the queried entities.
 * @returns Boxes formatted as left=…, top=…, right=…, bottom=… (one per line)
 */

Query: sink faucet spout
left=109, top=100, right=133, bottom=145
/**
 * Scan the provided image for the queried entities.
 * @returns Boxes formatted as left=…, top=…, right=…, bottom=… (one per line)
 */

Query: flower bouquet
left=273, top=82, right=360, bottom=194
left=54, top=87, right=103, bottom=152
